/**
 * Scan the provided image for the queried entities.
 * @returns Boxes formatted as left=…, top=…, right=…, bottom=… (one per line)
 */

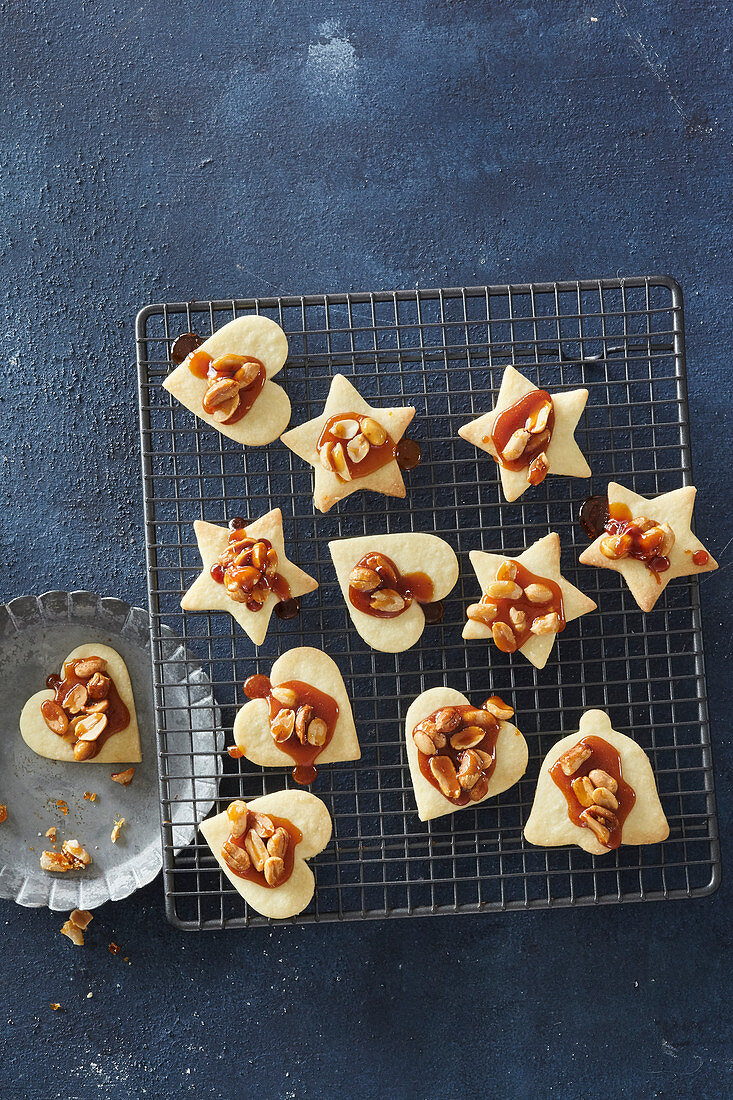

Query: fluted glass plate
left=0, top=591, right=221, bottom=910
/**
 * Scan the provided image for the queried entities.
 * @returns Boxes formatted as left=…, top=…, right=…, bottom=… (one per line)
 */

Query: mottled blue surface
left=1, top=1, right=731, bottom=1096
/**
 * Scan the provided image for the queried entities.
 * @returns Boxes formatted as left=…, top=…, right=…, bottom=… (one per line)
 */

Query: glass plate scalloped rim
left=0, top=590, right=221, bottom=911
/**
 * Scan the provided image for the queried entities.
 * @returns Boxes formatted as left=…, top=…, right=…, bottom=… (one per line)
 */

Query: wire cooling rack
left=136, top=276, right=720, bottom=929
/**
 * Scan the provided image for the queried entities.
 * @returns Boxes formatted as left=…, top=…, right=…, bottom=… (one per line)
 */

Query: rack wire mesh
left=136, top=276, right=720, bottom=929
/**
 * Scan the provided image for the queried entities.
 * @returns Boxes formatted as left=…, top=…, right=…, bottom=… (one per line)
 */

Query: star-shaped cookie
left=458, top=365, right=591, bottom=501
left=180, top=509, right=318, bottom=645
left=162, top=315, right=291, bottom=446
left=463, top=533, right=597, bottom=669
left=280, top=374, right=416, bottom=513
left=578, top=482, right=718, bottom=612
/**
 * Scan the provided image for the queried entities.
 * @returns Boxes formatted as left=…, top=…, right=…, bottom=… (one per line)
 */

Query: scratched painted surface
left=0, top=0, right=731, bottom=1097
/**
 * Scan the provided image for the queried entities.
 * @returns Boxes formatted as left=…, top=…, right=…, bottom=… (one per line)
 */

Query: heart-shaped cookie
left=524, top=710, right=669, bottom=854
left=328, top=532, right=459, bottom=652
left=162, top=315, right=291, bottom=446
left=405, top=687, right=528, bottom=822
left=199, top=791, right=332, bottom=919
left=233, top=647, right=360, bottom=782
left=20, top=644, right=142, bottom=764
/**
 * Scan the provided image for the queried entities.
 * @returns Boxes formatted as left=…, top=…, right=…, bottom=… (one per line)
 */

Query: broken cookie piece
left=524, top=709, right=669, bottom=854
left=458, top=365, right=590, bottom=502
left=463, top=533, right=596, bottom=669
left=329, top=531, right=459, bottom=652
left=41, top=839, right=92, bottom=873
left=162, top=315, right=291, bottom=446
left=578, top=481, right=717, bottom=612
left=20, top=645, right=142, bottom=764
left=180, top=509, right=318, bottom=646
left=281, top=375, right=416, bottom=512
left=199, top=790, right=332, bottom=919
left=405, top=687, right=528, bottom=822
left=234, top=647, right=360, bottom=785
left=61, top=909, right=93, bottom=947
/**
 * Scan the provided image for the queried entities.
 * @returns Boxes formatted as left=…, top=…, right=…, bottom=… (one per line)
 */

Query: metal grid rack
left=136, top=276, right=720, bottom=929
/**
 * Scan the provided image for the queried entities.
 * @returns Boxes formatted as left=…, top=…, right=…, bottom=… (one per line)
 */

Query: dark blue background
left=1, top=1, right=730, bottom=1096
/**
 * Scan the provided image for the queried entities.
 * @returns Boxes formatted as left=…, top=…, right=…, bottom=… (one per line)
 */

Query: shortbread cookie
left=464, top=533, right=596, bottom=669
left=280, top=375, right=416, bottom=512
left=329, top=532, right=459, bottom=652
left=234, top=648, right=360, bottom=785
left=458, top=365, right=590, bottom=502
left=578, top=481, right=717, bottom=612
left=524, top=709, right=669, bottom=854
left=162, top=315, right=291, bottom=446
left=181, top=510, right=318, bottom=646
left=199, top=791, right=332, bottom=919
left=405, top=688, right=528, bottom=822
left=20, top=644, right=142, bottom=764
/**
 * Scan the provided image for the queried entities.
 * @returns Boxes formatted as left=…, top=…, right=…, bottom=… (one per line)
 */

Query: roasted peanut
left=433, top=708, right=462, bottom=734
left=41, top=700, right=68, bottom=735
left=492, top=621, right=516, bottom=652
left=361, top=417, right=387, bottom=446
left=270, top=685, right=299, bottom=708
left=588, top=768, right=618, bottom=795
left=571, top=776, right=596, bottom=808
left=73, top=657, right=107, bottom=679
left=450, top=726, right=485, bottom=750
left=349, top=566, right=382, bottom=592
left=244, top=828, right=268, bottom=872
left=524, top=583, right=553, bottom=604
left=264, top=856, right=286, bottom=886
left=429, top=755, right=461, bottom=800
left=466, top=602, right=497, bottom=626
left=270, top=708, right=296, bottom=743
left=591, top=786, right=619, bottom=812
left=558, top=743, right=592, bottom=776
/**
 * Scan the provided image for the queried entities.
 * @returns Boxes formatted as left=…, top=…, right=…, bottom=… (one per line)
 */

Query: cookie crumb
left=0, top=804, right=7, bottom=824
left=83, top=791, right=98, bottom=802
left=108, top=942, right=120, bottom=955
left=55, top=800, right=69, bottom=816
left=111, top=817, right=126, bottom=843
left=50, top=1003, right=61, bottom=1011
left=45, top=826, right=57, bottom=841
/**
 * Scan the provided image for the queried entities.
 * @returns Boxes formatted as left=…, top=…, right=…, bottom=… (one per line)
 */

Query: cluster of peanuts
left=318, top=415, right=388, bottom=482
left=40, top=656, right=115, bottom=761
left=558, top=742, right=621, bottom=847
left=600, top=515, right=675, bottom=562
left=412, top=697, right=514, bottom=803
left=200, top=354, right=261, bottom=423
left=221, top=800, right=291, bottom=887
left=217, top=530, right=280, bottom=607
left=349, top=553, right=409, bottom=615
left=499, top=395, right=552, bottom=485
left=467, top=559, right=560, bottom=653
left=269, top=685, right=328, bottom=748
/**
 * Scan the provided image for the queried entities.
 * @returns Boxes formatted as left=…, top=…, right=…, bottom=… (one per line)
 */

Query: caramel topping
left=348, top=552, right=434, bottom=619
left=468, top=560, right=565, bottom=653
left=185, top=348, right=265, bottom=424
left=170, top=332, right=203, bottom=364
left=223, top=813, right=302, bottom=887
left=317, top=413, right=397, bottom=481
left=42, top=658, right=129, bottom=761
left=550, top=735, right=635, bottom=850
left=414, top=703, right=502, bottom=807
left=243, top=676, right=340, bottom=785
left=602, top=503, right=672, bottom=581
left=490, top=389, right=554, bottom=475
left=579, top=494, right=610, bottom=539
left=210, top=530, right=290, bottom=611
left=396, top=438, right=421, bottom=471
left=692, top=549, right=709, bottom=566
